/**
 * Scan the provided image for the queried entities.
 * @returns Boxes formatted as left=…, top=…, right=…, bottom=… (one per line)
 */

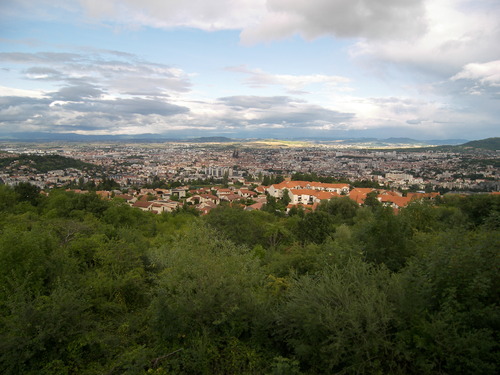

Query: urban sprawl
left=1, top=141, right=498, bottom=214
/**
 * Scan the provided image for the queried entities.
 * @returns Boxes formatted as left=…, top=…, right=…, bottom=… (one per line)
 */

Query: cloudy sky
left=1, top=0, right=499, bottom=140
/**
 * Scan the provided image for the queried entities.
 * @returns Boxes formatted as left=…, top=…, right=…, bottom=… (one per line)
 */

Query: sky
left=0, top=0, right=499, bottom=140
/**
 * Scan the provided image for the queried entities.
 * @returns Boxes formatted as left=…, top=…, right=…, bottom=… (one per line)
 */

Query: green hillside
left=0, top=154, right=94, bottom=173
left=461, top=137, right=500, bottom=150
left=379, top=136, right=500, bottom=153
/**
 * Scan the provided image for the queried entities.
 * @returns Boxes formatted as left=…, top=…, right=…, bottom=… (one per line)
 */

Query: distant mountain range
left=0, top=133, right=237, bottom=143
left=179, top=136, right=236, bottom=143
left=330, top=137, right=469, bottom=146
left=0, top=132, right=498, bottom=149
left=0, top=132, right=178, bottom=142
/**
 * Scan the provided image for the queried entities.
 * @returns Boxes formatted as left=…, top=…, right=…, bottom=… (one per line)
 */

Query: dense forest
left=0, top=154, right=94, bottom=173
left=0, top=183, right=498, bottom=374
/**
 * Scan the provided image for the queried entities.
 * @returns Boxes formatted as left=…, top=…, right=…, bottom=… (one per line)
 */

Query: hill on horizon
left=461, top=137, right=500, bottom=150
left=0, top=154, right=95, bottom=173
left=1, top=132, right=497, bottom=148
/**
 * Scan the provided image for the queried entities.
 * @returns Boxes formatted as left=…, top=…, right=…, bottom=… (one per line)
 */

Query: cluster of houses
left=65, top=179, right=441, bottom=215
left=265, top=181, right=439, bottom=212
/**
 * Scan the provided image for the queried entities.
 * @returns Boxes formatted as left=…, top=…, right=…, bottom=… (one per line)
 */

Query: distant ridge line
left=0, top=131, right=492, bottom=147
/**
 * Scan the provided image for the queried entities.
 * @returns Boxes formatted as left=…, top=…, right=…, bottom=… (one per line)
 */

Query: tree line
left=0, top=183, right=498, bottom=374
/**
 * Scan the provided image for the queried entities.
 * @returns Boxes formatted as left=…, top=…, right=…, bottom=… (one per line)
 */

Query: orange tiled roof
left=289, top=188, right=315, bottom=195
left=379, top=190, right=402, bottom=197
left=380, top=195, right=411, bottom=207
left=351, top=187, right=376, bottom=194
left=289, top=188, right=339, bottom=200
left=314, top=191, right=339, bottom=200
left=348, top=188, right=375, bottom=204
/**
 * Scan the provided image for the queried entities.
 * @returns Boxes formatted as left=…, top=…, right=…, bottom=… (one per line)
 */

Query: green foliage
left=149, top=224, right=269, bottom=373
left=262, top=174, right=284, bottom=186
left=262, top=195, right=286, bottom=216
left=461, top=136, right=500, bottom=150
left=97, top=177, right=120, bottom=191
left=350, top=179, right=382, bottom=188
left=281, top=188, right=291, bottom=206
left=363, top=190, right=382, bottom=209
left=396, top=228, right=500, bottom=374
left=150, top=223, right=264, bottom=339
left=43, top=189, right=109, bottom=219
left=0, top=154, right=94, bottom=173
left=317, top=197, right=359, bottom=225
left=204, top=205, right=275, bottom=247
left=14, top=182, right=42, bottom=206
left=0, top=186, right=498, bottom=374
left=456, top=194, right=499, bottom=228
left=264, top=242, right=326, bottom=277
left=274, top=258, right=399, bottom=374
left=0, top=184, right=18, bottom=212
left=0, top=283, right=91, bottom=375
left=269, top=356, right=303, bottom=375
left=353, top=206, right=412, bottom=271
left=298, top=210, right=334, bottom=244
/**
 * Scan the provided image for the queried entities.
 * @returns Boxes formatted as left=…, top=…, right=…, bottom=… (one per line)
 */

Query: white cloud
left=452, top=60, right=500, bottom=87
left=226, top=65, right=350, bottom=94
left=0, top=85, right=46, bottom=98
left=11, top=1, right=427, bottom=42
left=2, top=1, right=499, bottom=138
left=351, top=0, right=500, bottom=78
left=72, top=1, right=500, bottom=84
left=319, top=92, right=480, bottom=138
left=0, top=50, right=192, bottom=96
left=78, top=0, right=267, bottom=31
left=241, top=0, right=427, bottom=44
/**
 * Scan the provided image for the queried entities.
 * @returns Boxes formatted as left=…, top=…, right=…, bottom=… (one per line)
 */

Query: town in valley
left=1, top=137, right=498, bottom=215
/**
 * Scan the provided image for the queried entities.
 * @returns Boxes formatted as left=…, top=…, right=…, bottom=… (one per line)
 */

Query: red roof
left=348, top=188, right=375, bottom=204
left=314, top=191, right=339, bottom=200
left=380, top=195, right=411, bottom=207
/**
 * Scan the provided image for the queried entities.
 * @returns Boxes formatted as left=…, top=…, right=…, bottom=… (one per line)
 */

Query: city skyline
left=1, top=0, right=499, bottom=140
